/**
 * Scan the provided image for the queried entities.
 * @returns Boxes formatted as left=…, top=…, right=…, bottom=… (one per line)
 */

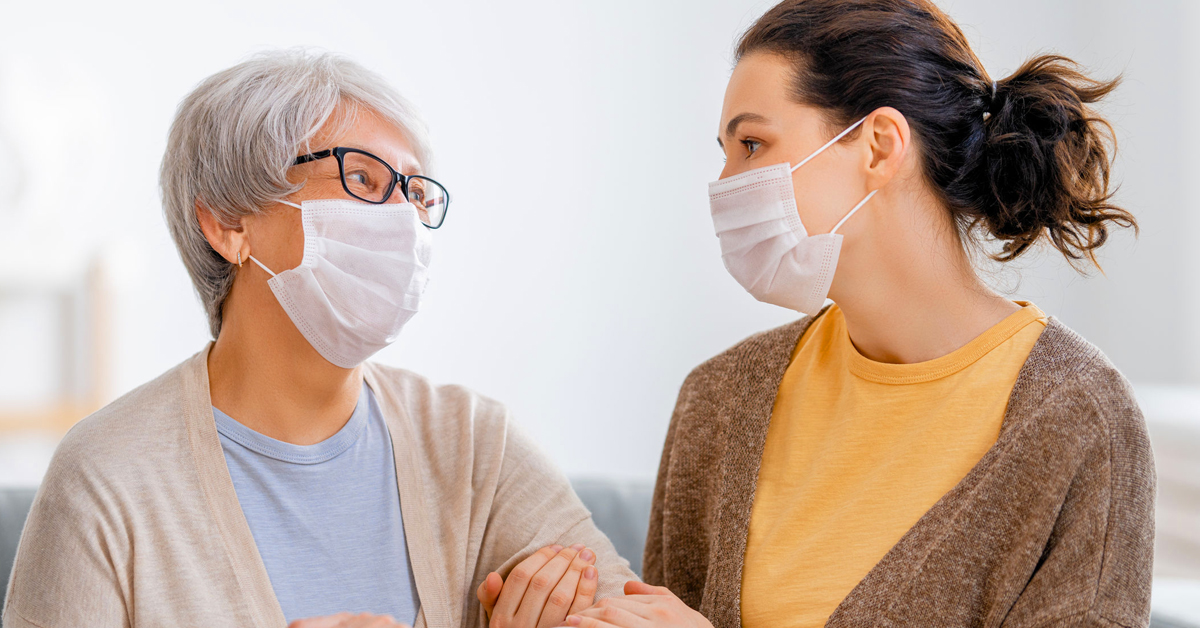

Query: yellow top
left=740, top=303, right=1047, bottom=628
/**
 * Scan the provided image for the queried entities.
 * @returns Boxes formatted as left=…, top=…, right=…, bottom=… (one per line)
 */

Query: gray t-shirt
left=213, top=382, right=419, bottom=624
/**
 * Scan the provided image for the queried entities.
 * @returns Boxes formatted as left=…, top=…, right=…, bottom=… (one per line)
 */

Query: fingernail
left=570, top=543, right=585, bottom=551
left=566, top=616, right=582, bottom=626
left=580, top=549, right=595, bottom=561
left=551, top=544, right=563, bottom=552
left=584, top=566, right=596, bottom=580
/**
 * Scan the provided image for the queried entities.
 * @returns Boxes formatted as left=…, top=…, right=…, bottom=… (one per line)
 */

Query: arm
left=3, top=457, right=128, bottom=627
left=1001, top=381, right=1155, bottom=627
left=468, top=421, right=638, bottom=628
left=642, top=378, right=689, bottom=588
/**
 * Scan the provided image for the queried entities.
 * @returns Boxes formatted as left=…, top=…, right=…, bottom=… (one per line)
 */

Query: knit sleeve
left=464, top=416, right=640, bottom=628
left=643, top=372, right=693, bottom=587
left=2, top=448, right=129, bottom=628
left=1001, top=367, right=1155, bottom=628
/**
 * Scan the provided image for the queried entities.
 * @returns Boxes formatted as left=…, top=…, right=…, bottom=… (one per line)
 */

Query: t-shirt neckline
left=212, top=382, right=373, bottom=465
left=837, top=302, right=1046, bottom=385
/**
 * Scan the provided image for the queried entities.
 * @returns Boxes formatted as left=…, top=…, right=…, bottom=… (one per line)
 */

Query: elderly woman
left=3, top=51, right=634, bottom=628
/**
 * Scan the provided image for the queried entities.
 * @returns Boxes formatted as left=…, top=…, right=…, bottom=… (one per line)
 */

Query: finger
left=355, top=616, right=400, bottom=628
left=567, top=603, right=650, bottom=628
left=538, top=547, right=596, bottom=628
left=513, top=545, right=582, bottom=627
left=566, top=564, right=599, bottom=616
left=341, top=613, right=392, bottom=628
left=289, top=613, right=354, bottom=628
left=579, top=598, right=662, bottom=621
left=563, top=616, right=621, bottom=628
left=493, top=545, right=565, bottom=621
left=622, top=581, right=672, bottom=597
left=479, top=571, right=503, bottom=617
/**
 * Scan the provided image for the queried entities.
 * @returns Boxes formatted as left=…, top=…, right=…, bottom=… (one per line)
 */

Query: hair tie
left=984, top=80, right=1000, bottom=120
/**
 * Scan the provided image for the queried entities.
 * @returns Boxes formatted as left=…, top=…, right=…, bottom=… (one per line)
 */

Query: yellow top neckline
left=829, top=302, right=1046, bottom=385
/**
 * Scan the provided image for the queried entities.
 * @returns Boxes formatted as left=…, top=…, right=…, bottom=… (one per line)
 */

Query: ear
left=862, top=106, right=911, bottom=190
left=195, top=200, right=249, bottom=266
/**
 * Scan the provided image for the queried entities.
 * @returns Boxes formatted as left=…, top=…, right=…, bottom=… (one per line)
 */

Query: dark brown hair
left=737, top=0, right=1135, bottom=265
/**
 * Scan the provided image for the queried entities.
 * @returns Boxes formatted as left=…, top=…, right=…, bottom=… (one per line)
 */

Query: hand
left=287, top=612, right=410, bottom=628
left=561, top=581, right=713, bottom=628
left=478, top=543, right=600, bottom=628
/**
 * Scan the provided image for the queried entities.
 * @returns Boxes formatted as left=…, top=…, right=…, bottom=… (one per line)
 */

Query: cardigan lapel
left=181, top=345, right=288, bottom=628
left=700, top=314, right=821, bottom=628
left=363, top=364, right=450, bottom=628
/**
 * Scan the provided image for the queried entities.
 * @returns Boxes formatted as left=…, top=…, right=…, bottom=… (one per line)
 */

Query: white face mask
left=708, top=116, right=877, bottom=315
left=247, top=198, right=432, bottom=368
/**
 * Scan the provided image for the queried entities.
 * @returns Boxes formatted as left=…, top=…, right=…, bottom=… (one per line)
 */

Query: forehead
left=721, top=52, right=797, bottom=129
left=315, top=104, right=422, bottom=174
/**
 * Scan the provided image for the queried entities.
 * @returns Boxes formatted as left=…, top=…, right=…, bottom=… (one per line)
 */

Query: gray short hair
left=160, top=49, right=432, bottom=338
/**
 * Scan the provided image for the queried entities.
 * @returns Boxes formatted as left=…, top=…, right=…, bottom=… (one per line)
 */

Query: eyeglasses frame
left=292, top=146, right=450, bottom=229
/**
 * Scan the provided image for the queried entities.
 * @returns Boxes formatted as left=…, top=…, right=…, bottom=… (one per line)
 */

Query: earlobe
left=195, top=200, right=247, bottom=266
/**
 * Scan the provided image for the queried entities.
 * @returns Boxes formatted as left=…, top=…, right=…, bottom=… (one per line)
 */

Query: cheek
left=302, top=178, right=347, bottom=199
left=790, top=158, right=863, bottom=233
left=249, top=209, right=307, bottom=271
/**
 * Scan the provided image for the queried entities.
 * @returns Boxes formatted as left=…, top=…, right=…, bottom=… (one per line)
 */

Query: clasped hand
left=479, top=545, right=713, bottom=628
left=478, top=544, right=600, bottom=628
left=559, top=581, right=713, bottom=628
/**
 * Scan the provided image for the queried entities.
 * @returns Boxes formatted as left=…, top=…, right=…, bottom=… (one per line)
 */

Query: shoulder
left=1023, top=319, right=1143, bottom=433
left=26, top=351, right=205, bottom=541
left=677, top=312, right=820, bottom=401
left=1011, top=319, right=1151, bottom=477
left=46, top=353, right=200, bottom=492
left=364, top=362, right=508, bottom=426
left=363, top=362, right=515, bottom=462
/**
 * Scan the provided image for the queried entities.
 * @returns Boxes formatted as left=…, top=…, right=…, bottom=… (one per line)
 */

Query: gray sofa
left=0, top=487, right=36, bottom=615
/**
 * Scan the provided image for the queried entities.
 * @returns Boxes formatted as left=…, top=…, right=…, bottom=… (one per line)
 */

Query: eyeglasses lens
left=341, top=152, right=396, bottom=203
left=407, top=176, right=448, bottom=228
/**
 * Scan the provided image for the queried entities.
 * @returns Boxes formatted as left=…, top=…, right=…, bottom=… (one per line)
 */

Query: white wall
left=0, top=0, right=1193, bottom=481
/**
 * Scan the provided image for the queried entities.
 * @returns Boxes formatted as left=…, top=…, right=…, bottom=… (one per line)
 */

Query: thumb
left=480, top=572, right=503, bottom=616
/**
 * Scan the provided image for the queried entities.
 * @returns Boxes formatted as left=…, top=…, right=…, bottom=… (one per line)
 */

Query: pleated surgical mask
left=708, top=116, right=876, bottom=315
left=248, top=198, right=432, bottom=368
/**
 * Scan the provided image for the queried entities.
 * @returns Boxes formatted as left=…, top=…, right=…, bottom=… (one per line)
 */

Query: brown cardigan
left=643, top=312, right=1155, bottom=628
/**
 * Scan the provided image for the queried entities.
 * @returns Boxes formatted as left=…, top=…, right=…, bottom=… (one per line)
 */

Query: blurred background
left=0, top=0, right=1196, bottom=623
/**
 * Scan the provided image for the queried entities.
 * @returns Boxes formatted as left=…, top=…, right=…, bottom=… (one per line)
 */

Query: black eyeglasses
left=293, top=146, right=450, bottom=229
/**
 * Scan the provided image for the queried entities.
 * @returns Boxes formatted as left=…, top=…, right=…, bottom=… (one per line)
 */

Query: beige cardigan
left=3, top=346, right=635, bottom=628
left=644, top=313, right=1156, bottom=627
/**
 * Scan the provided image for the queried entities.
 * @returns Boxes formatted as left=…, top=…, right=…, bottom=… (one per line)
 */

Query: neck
left=828, top=190, right=1020, bottom=365
left=207, top=275, right=363, bottom=445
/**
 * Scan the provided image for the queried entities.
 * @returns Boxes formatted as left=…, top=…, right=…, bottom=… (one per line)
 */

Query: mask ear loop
left=830, top=189, right=878, bottom=235
left=790, top=115, right=870, bottom=173
left=247, top=254, right=277, bottom=278
left=785, top=114, right=877, bottom=235
left=242, top=197, right=302, bottom=278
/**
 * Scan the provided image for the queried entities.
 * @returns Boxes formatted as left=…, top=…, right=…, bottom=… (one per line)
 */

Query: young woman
left=566, top=1, right=1154, bottom=627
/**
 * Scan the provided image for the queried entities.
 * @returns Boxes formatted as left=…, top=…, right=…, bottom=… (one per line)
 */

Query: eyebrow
left=723, top=112, right=769, bottom=142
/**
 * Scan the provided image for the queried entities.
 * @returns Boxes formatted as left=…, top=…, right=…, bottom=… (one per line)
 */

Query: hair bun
left=971, top=55, right=1135, bottom=265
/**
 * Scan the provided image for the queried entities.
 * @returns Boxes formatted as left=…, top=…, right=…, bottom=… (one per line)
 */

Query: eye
left=407, top=180, right=426, bottom=204
left=346, top=170, right=369, bottom=185
left=740, top=139, right=761, bottom=157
